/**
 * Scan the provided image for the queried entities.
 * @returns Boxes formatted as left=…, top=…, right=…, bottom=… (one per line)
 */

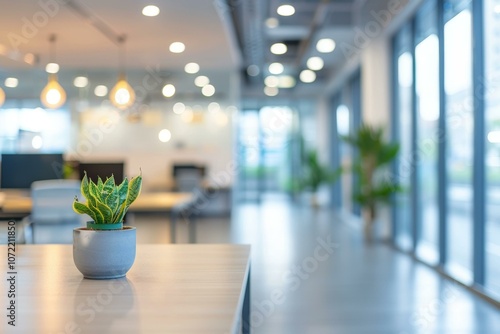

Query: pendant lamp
left=110, top=36, right=135, bottom=109
left=40, top=34, right=66, bottom=109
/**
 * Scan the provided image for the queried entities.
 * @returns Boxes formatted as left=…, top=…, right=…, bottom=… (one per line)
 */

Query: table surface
left=0, top=244, right=250, bottom=333
left=0, top=191, right=193, bottom=214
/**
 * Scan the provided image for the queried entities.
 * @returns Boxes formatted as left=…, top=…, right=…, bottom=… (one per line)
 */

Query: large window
left=237, top=107, right=294, bottom=198
left=392, top=0, right=500, bottom=303
left=415, top=0, right=440, bottom=264
left=394, top=25, right=414, bottom=251
left=485, top=0, right=500, bottom=296
left=444, top=0, right=474, bottom=282
left=0, top=108, right=70, bottom=153
left=330, top=71, right=362, bottom=214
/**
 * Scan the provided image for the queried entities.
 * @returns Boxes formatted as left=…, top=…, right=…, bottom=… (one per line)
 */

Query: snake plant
left=72, top=172, right=142, bottom=225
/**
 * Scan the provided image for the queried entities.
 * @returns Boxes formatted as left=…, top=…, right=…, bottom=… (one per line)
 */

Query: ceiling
left=0, top=0, right=236, bottom=70
left=224, top=0, right=389, bottom=97
left=0, top=0, right=397, bottom=101
left=0, top=0, right=239, bottom=102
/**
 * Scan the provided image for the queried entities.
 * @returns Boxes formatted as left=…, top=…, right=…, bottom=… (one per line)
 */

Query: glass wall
left=392, top=0, right=500, bottom=301
left=0, top=108, right=70, bottom=153
left=393, top=25, right=414, bottom=251
left=444, top=0, right=474, bottom=281
left=484, top=0, right=500, bottom=296
left=330, top=71, right=362, bottom=214
left=237, top=107, right=295, bottom=200
left=414, top=0, right=440, bottom=264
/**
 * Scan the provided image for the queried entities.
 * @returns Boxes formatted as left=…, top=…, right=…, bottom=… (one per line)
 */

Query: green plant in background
left=341, top=124, right=401, bottom=223
left=72, top=172, right=142, bottom=225
left=300, top=149, right=341, bottom=193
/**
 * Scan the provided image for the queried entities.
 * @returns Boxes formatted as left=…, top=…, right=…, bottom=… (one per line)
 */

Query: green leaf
left=115, top=205, right=127, bottom=224
left=102, top=175, right=115, bottom=197
left=340, top=123, right=403, bottom=209
left=112, top=178, right=129, bottom=222
left=117, top=178, right=129, bottom=205
left=72, top=197, right=96, bottom=221
left=81, top=172, right=91, bottom=203
left=126, top=174, right=142, bottom=206
left=106, top=187, right=120, bottom=216
left=94, top=199, right=113, bottom=223
left=97, top=177, right=104, bottom=191
left=73, top=170, right=142, bottom=225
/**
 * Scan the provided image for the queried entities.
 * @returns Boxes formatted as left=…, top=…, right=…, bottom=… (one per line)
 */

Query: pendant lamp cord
left=117, top=34, right=127, bottom=76
left=49, top=34, right=57, bottom=64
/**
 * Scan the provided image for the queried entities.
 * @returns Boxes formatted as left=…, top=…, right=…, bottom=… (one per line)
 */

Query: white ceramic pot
left=73, top=226, right=136, bottom=279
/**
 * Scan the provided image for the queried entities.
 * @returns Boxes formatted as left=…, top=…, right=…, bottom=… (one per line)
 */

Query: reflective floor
left=1, top=195, right=500, bottom=333
left=131, top=196, right=500, bottom=333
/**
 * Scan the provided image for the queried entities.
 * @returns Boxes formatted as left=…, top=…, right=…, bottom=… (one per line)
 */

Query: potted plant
left=298, top=149, right=341, bottom=208
left=72, top=171, right=142, bottom=279
left=341, top=124, right=401, bottom=240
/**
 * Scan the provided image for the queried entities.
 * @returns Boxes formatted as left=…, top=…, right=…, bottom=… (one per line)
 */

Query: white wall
left=67, top=102, right=235, bottom=191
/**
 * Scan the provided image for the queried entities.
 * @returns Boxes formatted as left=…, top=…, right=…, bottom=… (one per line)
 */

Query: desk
left=0, top=244, right=251, bottom=333
left=0, top=191, right=193, bottom=214
left=0, top=192, right=194, bottom=243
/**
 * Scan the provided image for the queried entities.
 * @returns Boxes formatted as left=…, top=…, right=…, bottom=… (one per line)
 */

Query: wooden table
left=0, top=192, right=194, bottom=243
left=0, top=244, right=251, bottom=333
left=0, top=191, right=193, bottom=215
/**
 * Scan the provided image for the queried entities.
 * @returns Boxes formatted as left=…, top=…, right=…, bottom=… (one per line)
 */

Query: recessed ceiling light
left=278, top=75, right=296, bottom=88
left=169, top=42, right=185, bottom=53
left=94, top=85, right=108, bottom=97
left=264, top=86, right=279, bottom=97
left=202, top=84, right=215, bottom=97
left=277, top=4, right=295, bottom=16
left=73, top=76, right=88, bottom=88
left=4, top=78, right=18, bottom=88
left=45, top=63, right=59, bottom=74
left=158, top=129, right=172, bottom=143
left=300, top=69, right=316, bottom=83
left=264, top=76, right=279, bottom=88
left=268, top=62, right=284, bottom=75
left=247, top=64, right=260, bottom=76
left=185, top=62, right=200, bottom=74
left=142, top=5, right=160, bottom=17
left=270, top=43, right=287, bottom=55
left=265, top=17, right=279, bottom=28
left=306, top=57, right=324, bottom=71
left=162, top=84, right=176, bottom=97
left=316, top=38, right=336, bottom=53
left=495, top=4, right=500, bottom=13
left=194, top=75, right=210, bottom=87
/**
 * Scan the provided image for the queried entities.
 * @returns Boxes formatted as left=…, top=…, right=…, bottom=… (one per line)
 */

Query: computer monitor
left=0, top=153, right=64, bottom=189
left=172, top=164, right=206, bottom=178
left=78, top=162, right=125, bottom=184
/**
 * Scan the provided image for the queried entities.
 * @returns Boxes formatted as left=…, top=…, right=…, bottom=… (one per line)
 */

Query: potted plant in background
left=72, top=171, right=142, bottom=279
left=341, top=124, right=401, bottom=240
left=298, top=149, right=341, bottom=208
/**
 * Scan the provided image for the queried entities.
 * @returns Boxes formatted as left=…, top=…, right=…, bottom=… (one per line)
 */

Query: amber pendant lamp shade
left=110, top=35, right=135, bottom=110
left=40, top=34, right=66, bottom=109
left=41, top=74, right=66, bottom=109
left=110, top=73, right=135, bottom=109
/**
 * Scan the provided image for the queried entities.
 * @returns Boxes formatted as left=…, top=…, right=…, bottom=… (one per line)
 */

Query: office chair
left=23, top=179, right=85, bottom=244
left=175, top=169, right=203, bottom=192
